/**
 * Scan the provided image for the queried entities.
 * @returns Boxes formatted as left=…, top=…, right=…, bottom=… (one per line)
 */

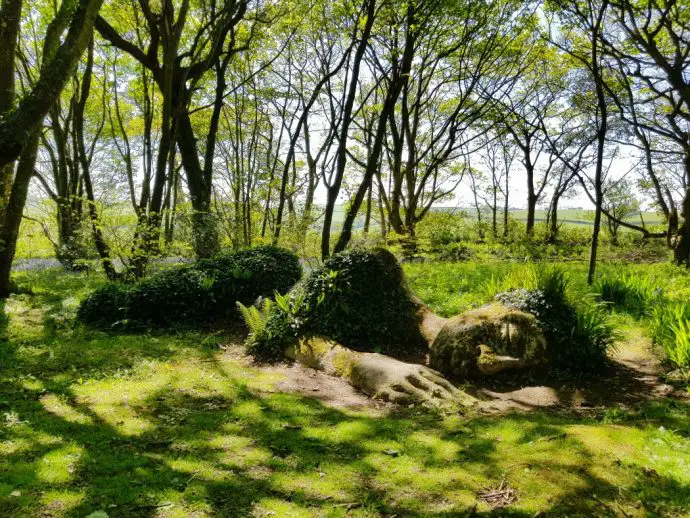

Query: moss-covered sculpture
left=429, top=302, right=547, bottom=378
left=245, top=248, right=547, bottom=406
left=286, top=337, right=475, bottom=406
left=247, top=248, right=436, bottom=360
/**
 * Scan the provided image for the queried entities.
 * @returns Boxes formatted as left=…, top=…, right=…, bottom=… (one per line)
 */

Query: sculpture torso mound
left=430, top=302, right=547, bottom=379
left=296, top=247, right=429, bottom=356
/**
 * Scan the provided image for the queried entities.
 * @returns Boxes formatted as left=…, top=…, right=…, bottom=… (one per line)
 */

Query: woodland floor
left=1, top=267, right=689, bottom=517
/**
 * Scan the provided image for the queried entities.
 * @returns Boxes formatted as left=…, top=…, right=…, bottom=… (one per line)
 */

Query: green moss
left=2, top=265, right=690, bottom=517
left=77, top=246, right=302, bottom=329
left=248, top=248, right=427, bottom=360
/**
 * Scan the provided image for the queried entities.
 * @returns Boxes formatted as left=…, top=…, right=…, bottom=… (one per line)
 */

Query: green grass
left=1, top=267, right=689, bottom=516
left=404, top=260, right=690, bottom=317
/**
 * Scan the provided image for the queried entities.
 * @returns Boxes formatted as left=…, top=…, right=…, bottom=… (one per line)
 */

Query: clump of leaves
left=245, top=290, right=308, bottom=361
left=246, top=248, right=427, bottom=360
left=651, top=302, right=690, bottom=372
left=496, top=269, right=615, bottom=369
left=78, top=246, right=302, bottom=328
left=594, top=274, right=662, bottom=317
left=237, top=297, right=275, bottom=340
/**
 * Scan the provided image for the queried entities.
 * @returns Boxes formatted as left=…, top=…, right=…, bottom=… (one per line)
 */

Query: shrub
left=496, top=269, right=615, bottom=369
left=78, top=246, right=302, bottom=328
left=77, top=283, right=133, bottom=326
left=245, top=291, right=305, bottom=361
left=246, top=248, right=428, bottom=360
left=416, top=211, right=468, bottom=251
left=650, top=302, right=690, bottom=372
left=436, top=242, right=475, bottom=262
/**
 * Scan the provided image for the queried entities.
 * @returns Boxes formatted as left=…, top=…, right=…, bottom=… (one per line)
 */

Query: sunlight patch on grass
left=38, top=490, right=85, bottom=515
left=37, top=444, right=83, bottom=484
left=40, top=394, right=92, bottom=425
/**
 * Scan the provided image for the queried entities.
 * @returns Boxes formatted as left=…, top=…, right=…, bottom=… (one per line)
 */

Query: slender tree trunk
left=334, top=3, right=416, bottom=255
left=525, top=162, right=537, bottom=236
left=666, top=187, right=678, bottom=249
left=492, top=189, right=498, bottom=238
left=364, top=183, right=372, bottom=234
left=320, top=0, right=377, bottom=259
left=674, top=144, right=690, bottom=266
left=75, top=39, right=117, bottom=279
left=503, top=174, right=509, bottom=238
left=549, top=192, right=561, bottom=243
left=588, top=64, right=608, bottom=283
left=378, top=189, right=387, bottom=239
left=0, top=134, right=38, bottom=297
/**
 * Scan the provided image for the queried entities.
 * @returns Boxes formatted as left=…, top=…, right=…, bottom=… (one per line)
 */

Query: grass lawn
left=1, top=266, right=689, bottom=517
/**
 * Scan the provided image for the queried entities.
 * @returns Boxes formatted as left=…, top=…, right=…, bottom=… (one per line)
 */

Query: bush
left=245, top=292, right=303, bottom=361
left=416, top=211, right=468, bottom=252
left=496, top=269, right=615, bottom=369
left=436, top=242, right=475, bottom=262
left=77, top=283, right=133, bottom=326
left=78, top=246, right=302, bottom=328
left=246, top=248, right=427, bottom=360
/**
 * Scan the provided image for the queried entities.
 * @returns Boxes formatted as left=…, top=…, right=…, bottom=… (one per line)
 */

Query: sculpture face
left=429, top=303, right=547, bottom=379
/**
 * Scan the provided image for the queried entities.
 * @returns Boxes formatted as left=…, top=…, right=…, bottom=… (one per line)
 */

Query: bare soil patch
left=473, top=327, right=687, bottom=414
left=222, top=324, right=686, bottom=415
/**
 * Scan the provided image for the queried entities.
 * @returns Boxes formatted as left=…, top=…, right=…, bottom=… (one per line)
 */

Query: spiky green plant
left=651, top=302, right=690, bottom=371
left=595, top=274, right=662, bottom=317
left=667, top=320, right=690, bottom=369
left=237, top=298, right=275, bottom=339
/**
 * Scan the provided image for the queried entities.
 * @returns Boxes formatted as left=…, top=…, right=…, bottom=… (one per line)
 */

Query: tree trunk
left=503, top=174, right=509, bottom=238
left=492, top=189, right=498, bottom=238
left=548, top=192, right=561, bottom=243
left=0, top=0, right=105, bottom=167
left=525, top=164, right=537, bottom=236
left=75, top=39, right=117, bottom=279
left=364, top=183, right=372, bottom=235
left=588, top=42, right=608, bottom=285
left=0, top=0, right=22, bottom=216
left=673, top=145, right=690, bottom=266
left=0, top=134, right=38, bottom=297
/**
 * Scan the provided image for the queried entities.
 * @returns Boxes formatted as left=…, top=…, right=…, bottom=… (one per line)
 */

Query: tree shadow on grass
left=467, top=358, right=682, bottom=413
left=1, top=294, right=690, bottom=517
left=2, top=353, right=689, bottom=517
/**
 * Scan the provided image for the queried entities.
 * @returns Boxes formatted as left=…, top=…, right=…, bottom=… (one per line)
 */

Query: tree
left=0, top=0, right=105, bottom=298
left=477, top=131, right=517, bottom=237
left=598, top=0, right=690, bottom=264
left=96, top=0, right=253, bottom=264
left=548, top=0, right=612, bottom=285
left=603, top=178, right=639, bottom=244
left=335, top=0, right=536, bottom=255
left=498, top=47, right=565, bottom=236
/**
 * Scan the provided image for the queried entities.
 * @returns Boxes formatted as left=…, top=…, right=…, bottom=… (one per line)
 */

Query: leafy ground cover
left=1, top=265, right=689, bottom=517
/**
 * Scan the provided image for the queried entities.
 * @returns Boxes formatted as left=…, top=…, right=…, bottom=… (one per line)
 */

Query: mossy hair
left=78, top=246, right=302, bottom=328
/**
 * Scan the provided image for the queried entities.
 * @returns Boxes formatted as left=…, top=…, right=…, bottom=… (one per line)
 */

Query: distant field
left=15, top=204, right=666, bottom=261
left=500, top=208, right=664, bottom=228
left=326, top=205, right=665, bottom=230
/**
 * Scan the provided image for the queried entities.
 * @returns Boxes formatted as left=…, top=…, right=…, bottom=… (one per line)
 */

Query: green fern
left=237, top=298, right=274, bottom=338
